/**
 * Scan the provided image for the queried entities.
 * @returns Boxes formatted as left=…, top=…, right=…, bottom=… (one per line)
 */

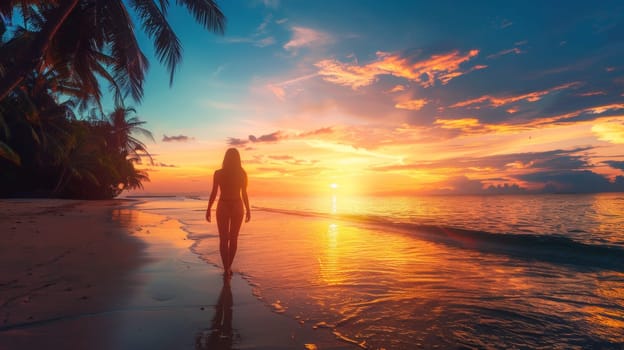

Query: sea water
left=132, top=194, right=624, bottom=349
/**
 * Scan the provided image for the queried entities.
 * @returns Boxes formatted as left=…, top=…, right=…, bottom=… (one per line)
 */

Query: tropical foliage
left=0, top=1, right=225, bottom=198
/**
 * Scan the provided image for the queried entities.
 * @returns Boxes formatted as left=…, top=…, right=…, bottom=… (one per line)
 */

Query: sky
left=122, top=0, right=624, bottom=196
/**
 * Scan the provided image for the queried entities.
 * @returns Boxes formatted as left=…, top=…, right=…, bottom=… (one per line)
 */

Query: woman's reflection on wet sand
left=196, top=278, right=237, bottom=349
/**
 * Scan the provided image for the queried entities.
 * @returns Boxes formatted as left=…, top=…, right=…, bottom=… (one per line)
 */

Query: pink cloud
left=265, top=72, right=319, bottom=100
left=267, top=84, right=286, bottom=100
left=284, top=26, right=331, bottom=51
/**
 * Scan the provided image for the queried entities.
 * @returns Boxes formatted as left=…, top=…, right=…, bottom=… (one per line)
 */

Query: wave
left=253, top=206, right=624, bottom=272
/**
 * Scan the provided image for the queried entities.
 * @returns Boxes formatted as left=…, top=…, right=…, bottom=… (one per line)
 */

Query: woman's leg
left=216, top=203, right=231, bottom=273
left=227, top=202, right=244, bottom=270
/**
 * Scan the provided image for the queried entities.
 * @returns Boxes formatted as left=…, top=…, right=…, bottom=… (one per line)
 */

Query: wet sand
left=0, top=200, right=353, bottom=350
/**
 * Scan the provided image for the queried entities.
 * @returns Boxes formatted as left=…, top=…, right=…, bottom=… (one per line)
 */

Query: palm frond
left=130, top=0, right=181, bottom=85
left=176, top=0, right=225, bottom=34
left=102, top=1, right=148, bottom=102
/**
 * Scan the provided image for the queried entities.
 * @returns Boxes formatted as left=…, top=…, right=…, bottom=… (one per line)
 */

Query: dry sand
left=0, top=199, right=353, bottom=350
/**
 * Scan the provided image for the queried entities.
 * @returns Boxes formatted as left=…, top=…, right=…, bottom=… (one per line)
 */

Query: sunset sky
left=124, top=0, right=624, bottom=196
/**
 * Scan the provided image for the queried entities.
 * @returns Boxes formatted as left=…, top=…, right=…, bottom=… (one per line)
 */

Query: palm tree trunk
left=0, top=0, right=80, bottom=102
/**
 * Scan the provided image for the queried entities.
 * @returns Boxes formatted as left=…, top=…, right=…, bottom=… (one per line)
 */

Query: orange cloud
left=314, top=59, right=378, bottom=89
left=524, top=104, right=624, bottom=127
left=388, top=84, right=407, bottom=93
left=450, top=82, right=580, bottom=108
left=395, top=99, right=428, bottom=111
left=315, top=49, right=480, bottom=89
left=434, top=117, right=530, bottom=134
left=591, top=117, right=624, bottom=144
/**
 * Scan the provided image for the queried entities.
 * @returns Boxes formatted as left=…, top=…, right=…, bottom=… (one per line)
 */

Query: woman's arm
left=242, top=170, right=251, bottom=222
left=206, top=171, right=219, bottom=222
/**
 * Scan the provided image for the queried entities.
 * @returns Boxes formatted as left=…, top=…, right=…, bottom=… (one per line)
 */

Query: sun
left=329, top=183, right=339, bottom=189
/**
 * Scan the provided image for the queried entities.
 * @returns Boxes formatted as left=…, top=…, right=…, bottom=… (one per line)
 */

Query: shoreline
left=0, top=199, right=355, bottom=349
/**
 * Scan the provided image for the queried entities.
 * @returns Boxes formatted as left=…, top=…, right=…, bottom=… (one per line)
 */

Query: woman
left=206, top=148, right=251, bottom=277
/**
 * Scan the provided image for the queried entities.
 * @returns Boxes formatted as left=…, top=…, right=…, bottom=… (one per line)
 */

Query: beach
left=1, top=195, right=623, bottom=349
left=0, top=199, right=353, bottom=350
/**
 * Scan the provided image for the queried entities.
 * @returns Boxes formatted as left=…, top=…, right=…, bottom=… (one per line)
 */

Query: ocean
left=131, top=193, right=624, bottom=349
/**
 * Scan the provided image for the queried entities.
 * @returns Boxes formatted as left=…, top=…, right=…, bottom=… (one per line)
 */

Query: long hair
left=222, top=148, right=242, bottom=172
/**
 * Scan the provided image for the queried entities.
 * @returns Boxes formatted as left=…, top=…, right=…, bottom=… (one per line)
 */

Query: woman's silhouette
left=206, top=148, right=250, bottom=277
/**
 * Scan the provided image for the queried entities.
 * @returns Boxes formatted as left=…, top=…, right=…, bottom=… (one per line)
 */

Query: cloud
left=433, top=117, right=529, bottom=135
left=388, top=85, right=407, bottom=93
left=283, top=26, right=331, bottom=51
left=267, top=84, right=286, bottom=100
left=373, top=147, right=593, bottom=173
left=223, top=36, right=275, bottom=47
left=249, top=131, right=283, bottom=143
left=395, top=99, right=428, bottom=111
left=266, top=72, right=319, bottom=100
left=268, top=155, right=294, bottom=160
left=371, top=146, right=623, bottom=194
left=299, top=126, right=333, bottom=137
left=315, top=49, right=480, bottom=90
left=314, top=58, right=378, bottom=89
left=155, top=162, right=177, bottom=168
left=605, top=160, right=624, bottom=170
left=487, top=47, right=523, bottom=59
left=227, top=127, right=334, bottom=146
left=518, top=170, right=624, bottom=193
left=227, top=138, right=248, bottom=146
left=576, top=91, right=606, bottom=97
left=424, top=176, right=527, bottom=195
left=591, top=118, right=624, bottom=144
left=450, top=82, right=580, bottom=108
left=222, top=14, right=276, bottom=47
left=162, top=134, right=193, bottom=142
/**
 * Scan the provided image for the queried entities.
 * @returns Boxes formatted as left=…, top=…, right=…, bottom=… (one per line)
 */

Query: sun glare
left=330, top=183, right=339, bottom=189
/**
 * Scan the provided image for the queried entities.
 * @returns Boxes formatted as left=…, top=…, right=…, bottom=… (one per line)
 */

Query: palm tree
left=106, top=106, right=154, bottom=160
left=0, top=0, right=225, bottom=103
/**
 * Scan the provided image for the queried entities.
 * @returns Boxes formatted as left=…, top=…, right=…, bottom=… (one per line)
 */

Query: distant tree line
left=0, top=1, right=225, bottom=198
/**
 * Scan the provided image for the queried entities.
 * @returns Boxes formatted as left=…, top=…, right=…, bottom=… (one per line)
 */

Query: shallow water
left=133, top=194, right=624, bottom=349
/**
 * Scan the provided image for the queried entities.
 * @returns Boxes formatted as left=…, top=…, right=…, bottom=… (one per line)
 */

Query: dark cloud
left=371, top=147, right=624, bottom=194
left=162, top=134, right=192, bottom=142
left=605, top=160, right=624, bottom=170
left=372, top=147, right=593, bottom=172
left=424, top=176, right=527, bottom=195
left=227, top=127, right=334, bottom=146
left=227, top=137, right=248, bottom=146
left=156, top=162, right=177, bottom=168
left=249, top=131, right=283, bottom=143
left=517, top=170, right=624, bottom=193
left=529, top=154, right=590, bottom=170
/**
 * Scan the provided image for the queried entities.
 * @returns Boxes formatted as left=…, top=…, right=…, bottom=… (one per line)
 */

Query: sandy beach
left=0, top=199, right=353, bottom=350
